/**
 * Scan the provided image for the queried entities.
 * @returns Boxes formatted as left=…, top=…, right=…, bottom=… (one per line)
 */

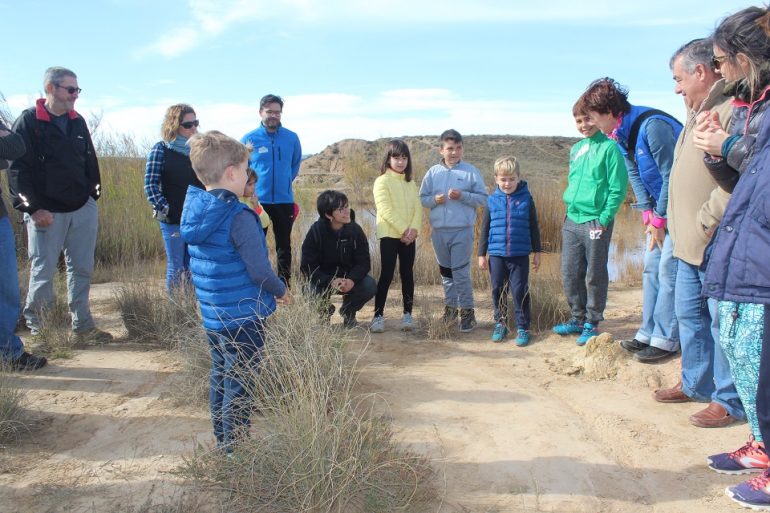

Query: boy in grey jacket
left=419, top=129, right=487, bottom=331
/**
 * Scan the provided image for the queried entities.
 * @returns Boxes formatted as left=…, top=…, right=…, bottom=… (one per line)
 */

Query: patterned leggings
left=718, top=301, right=765, bottom=440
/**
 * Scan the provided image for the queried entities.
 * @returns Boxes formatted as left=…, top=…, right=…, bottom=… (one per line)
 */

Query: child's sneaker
left=370, top=315, right=385, bottom=333
left=459, top=309, right=476, bottom=333
left=515, top=328, right=530, bottom=347
left=727, top=468, right=770, bottom=510
left=491, top=323, right=508, bottom=342
left=552, top=318, right=583, bottom=336
left=709, top=437, right=770, bottom=475
left=401, top=313, right=415, bottom=331
left=576, top=323, right=597, bottom=346
left=442, top=305, right=458, bottom=324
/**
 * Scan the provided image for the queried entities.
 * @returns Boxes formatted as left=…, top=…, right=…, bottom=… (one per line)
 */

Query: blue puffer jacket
left=241, top=124, right=302, bottom=204
left=616, top=105, right=682, bottom=204
left=181, top=186, right=277, bottom=330
left=703, top=111, right=770, bottom=304
left=487, top=182, right=533, bottom=257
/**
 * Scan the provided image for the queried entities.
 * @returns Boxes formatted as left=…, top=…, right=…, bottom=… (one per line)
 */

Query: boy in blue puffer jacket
left=478, top=156, right=542, bottom=346
left=181, top=131, right=288, bottom=451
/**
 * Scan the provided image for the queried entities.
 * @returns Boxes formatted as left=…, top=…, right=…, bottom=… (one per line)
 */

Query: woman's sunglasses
left=180, top=120, right=200, bottom=129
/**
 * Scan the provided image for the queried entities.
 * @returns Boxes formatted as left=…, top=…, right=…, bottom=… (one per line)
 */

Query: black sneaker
left=459, top=309, right=476, bottom=333
left=442, top=305, right=458, bottom=324
left=633, top=346, right=677, bottom=363
left=620, top=338, right=649, bottom=353
left=9, top=352, right=48, bottom=371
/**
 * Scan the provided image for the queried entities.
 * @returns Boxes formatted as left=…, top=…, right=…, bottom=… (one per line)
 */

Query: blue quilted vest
left=487, top=182, right=532, bottom=257
left=181, top=186, right=276, bottom=331
left=616, top=105, right=682, bottom=202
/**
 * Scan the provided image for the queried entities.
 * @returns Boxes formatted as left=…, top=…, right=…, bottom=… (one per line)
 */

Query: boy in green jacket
left=552, top=98, right=628, bottom=345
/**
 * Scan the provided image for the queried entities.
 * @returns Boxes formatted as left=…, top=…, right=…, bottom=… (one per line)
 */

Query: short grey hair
left=669, top=38, right=714, bottom=73
left=43, top=66, right=77, bottom=88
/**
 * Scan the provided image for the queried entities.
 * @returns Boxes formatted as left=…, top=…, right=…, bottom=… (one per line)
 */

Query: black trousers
left=263, top=203, right=295, bottom=285
left=374, top=237, right=416, bottom=317
left=755, top=304, right=770, bottom=451
left=309, top=276, right=377, bottom=319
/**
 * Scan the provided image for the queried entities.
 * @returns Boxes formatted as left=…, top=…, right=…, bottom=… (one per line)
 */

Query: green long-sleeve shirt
left=563, top=130, right=628, bottom=227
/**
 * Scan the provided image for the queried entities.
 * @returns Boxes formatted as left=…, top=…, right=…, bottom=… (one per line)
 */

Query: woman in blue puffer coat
left=693, top=6, right=770, bottom=509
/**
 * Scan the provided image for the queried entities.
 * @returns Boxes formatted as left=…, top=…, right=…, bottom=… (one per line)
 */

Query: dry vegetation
left=1, top=122, right=646, bottom=512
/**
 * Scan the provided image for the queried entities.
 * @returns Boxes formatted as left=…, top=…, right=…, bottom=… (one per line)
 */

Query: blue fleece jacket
left=241, top=124, right=302, bottom=204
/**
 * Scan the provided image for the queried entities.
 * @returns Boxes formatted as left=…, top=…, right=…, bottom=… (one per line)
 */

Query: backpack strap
left=626, top=109, right=681, bottom=163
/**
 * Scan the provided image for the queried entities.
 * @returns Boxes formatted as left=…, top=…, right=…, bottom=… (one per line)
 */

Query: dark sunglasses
left=54, top=84, right=82, bottom=95
left=180, top=119, right=200, bottom=129
left=712, top=54, right=727, bottom=71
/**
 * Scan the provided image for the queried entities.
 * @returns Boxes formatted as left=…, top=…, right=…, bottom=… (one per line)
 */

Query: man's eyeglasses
left=180, top=120, right=200, bottom=129
left=712, top=54, right=728, bottom=71
left=54, top=84, right=82, bottom=95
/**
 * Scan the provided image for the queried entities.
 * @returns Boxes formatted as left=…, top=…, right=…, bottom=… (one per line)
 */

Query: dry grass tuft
left=0, top=364, right=28, bottom=445
left=179, top=290, right=437, bottom=513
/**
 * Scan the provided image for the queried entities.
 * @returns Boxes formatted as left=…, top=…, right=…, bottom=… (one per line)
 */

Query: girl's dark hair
left=316, top=189, right=348, bottom=217
left=582, top=78, right=631, bottom=117
left=380, top=139, right=413, bottom=181
left=713, top=6, right=770, bottom=101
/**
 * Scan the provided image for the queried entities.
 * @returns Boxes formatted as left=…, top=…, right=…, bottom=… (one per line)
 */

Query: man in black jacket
left=300, top=190, right=376, bottom=328
left=0, top=120, right=47, bottom=369
left=9, top=67, right=112, bottom=345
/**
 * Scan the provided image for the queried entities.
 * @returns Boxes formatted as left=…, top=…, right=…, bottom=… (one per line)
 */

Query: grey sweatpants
left=431, top=228, right=475, bottom=309
left=560, top=217, right=613, bottom=324
left=24, top=198, right=98, bottom=333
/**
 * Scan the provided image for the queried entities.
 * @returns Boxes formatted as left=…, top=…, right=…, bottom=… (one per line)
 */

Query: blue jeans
left=676, top=260, right=744, bottom=418
left=24, top=198, right=98, bottom=333
left=0, top=217, right=24, bottom=361
left=207, top=319, right=265, bottom=447
left=159, top=222, right=190, bottom=291
left=635, top=233, right=679, bottom=351
left=489, top=255, right=531, bottom=329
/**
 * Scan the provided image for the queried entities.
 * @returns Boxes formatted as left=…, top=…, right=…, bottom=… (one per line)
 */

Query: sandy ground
left=0, top=282, right=754, bottom=513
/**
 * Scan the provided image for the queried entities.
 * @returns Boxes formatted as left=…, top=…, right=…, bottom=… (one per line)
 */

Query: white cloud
left=4, top=85, right=690, bottom=155
left=136, top=0, right=730, bottom=59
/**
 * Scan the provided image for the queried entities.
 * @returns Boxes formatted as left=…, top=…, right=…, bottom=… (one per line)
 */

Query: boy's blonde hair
left=494, top=156, right=521, bottom=177
left=188, top=130, right=251, bottom=185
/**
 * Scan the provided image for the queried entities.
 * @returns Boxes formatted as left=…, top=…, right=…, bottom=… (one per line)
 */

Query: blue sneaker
left=552, top=319, right=583, bottom=336
left=576, top=323, right=597, bottom=346
left=491, top=323, right=508, bottom=342
left=515, top=328, right=530, bottom=347
left=727, top=469, right=770, bottom=510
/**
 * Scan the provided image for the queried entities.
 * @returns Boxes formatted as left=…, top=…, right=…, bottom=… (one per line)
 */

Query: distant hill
left=296, top=134, right=580, bottom=191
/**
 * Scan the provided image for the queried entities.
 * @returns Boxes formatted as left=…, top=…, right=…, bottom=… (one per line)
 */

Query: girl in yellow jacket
left=370, top=139, right=422, bottom=332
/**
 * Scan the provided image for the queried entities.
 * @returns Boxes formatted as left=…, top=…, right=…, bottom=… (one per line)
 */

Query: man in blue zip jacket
left=242, top=94, right=302, bottom=286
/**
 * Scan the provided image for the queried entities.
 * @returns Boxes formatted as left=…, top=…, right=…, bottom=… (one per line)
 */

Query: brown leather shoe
left=653, top=381, right=692, bottom=403
left=689, top=402, right=737, bottom=428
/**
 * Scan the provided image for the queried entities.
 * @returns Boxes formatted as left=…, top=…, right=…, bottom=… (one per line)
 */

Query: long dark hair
left=713, top=6, right=770, bottom=101
left=380, top=139, right=413, bottom=182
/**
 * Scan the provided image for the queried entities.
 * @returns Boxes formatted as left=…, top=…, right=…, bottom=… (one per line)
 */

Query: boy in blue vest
left=181, top=130, right=288, bottom=451
left=478, top=156, right=541, bottom=346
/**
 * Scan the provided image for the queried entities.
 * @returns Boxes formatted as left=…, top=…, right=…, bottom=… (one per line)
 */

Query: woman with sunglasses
left=143, top=104, right=203, bottom=291
left=693, top=6, right=770, bottom=509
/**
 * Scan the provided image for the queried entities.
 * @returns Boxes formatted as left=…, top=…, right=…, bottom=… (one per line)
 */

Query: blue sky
left=1, top=0, right=745, bottom=154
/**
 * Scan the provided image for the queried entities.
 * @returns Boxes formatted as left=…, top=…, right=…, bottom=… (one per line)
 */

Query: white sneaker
left=401, top=313, right=415, bottom=331
left=370, top=315, right=385, bottom=333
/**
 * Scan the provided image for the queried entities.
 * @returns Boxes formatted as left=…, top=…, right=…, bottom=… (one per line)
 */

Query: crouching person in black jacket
left=300, top=190, right=376, bottom=328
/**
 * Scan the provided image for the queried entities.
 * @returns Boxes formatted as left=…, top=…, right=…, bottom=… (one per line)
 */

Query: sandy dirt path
left=0, top=283, right=751, bottom=513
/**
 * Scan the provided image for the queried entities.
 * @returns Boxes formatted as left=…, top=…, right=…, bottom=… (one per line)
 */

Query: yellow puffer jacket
left=373, top=169, right=422, bottom=239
